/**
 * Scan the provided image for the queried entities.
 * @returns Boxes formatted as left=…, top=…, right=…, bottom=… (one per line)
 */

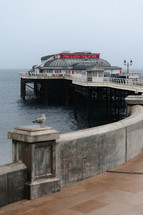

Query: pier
left=19, top=73, right=142, bottom=123
left=20, top=73, right=143, bottom=101
left=19, top=52, right=143, bottom=116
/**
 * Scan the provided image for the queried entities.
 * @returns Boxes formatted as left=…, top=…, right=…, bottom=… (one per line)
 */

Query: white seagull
left=33, top=114, right=46, bottom=127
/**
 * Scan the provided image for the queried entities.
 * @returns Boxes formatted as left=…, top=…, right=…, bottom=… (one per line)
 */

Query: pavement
left=1, top=152, right=143, bottom=215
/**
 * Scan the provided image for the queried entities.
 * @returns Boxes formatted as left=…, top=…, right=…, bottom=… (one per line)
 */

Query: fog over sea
left=0, top=69, right=142, bottom=165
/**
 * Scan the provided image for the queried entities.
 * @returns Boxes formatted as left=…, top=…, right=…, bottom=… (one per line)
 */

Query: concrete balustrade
left=1, top=96, right=143, bottom=206
left=56, top=104, right=143, bottom=187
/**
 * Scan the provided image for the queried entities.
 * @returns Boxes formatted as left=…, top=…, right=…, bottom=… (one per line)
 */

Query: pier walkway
left=1, top=151, right=143, bottom=215
left=20, top=73, right=143, bottom=93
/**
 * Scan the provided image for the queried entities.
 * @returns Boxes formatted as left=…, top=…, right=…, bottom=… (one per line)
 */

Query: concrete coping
left=125, top=95, right=143, bottom=104
left=16, top=125, right=52, bottom=132
left=0, top=161, right=27, bottom=176
left=8, top=125, right=59, bottom=143
left=57, top=105, right=143, bottom=144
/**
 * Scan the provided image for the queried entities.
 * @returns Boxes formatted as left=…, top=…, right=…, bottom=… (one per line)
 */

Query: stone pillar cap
left=8, top=125, right=59, bottom=143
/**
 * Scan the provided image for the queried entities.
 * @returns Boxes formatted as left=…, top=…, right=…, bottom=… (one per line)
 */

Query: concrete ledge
left=125, top=95, right=143, bottom=104
left=8, top=125, right=59, bottom=143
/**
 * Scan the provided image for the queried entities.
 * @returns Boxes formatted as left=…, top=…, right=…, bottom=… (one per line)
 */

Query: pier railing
left=111, top=78, right=143, bottom=86
left=19, top=72, right=143, bottom=87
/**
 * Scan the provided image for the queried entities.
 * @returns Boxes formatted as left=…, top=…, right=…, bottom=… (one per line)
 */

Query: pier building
left=32, top=51, right=121, bottom=79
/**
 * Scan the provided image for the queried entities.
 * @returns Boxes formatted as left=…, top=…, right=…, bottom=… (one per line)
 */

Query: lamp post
left=124, top=60, right=133, bottom=78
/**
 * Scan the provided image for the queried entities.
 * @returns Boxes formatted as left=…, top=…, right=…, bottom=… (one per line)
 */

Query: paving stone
left=70, top=199, right=109, bottom=213
left=87, top=202, right=132, bottom=215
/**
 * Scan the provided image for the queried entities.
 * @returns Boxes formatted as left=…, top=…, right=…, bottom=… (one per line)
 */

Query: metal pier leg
left=21, top=79, right=26, bottom=100
left=87, top=88, right=92, bottom=128
left=87, top=95, right=92, bottom=128
left=106, top=87, right=109, bottom=114
left=66, top=85, right=69, bottom=106
left=44, top=81, right=48, bottom=104
left=74, top=90, right=78, bottom=119
left=34, top=81, right=38, bottom=96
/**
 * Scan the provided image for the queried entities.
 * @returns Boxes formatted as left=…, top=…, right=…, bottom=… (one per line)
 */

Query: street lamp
left=124, top=60, right=133, bottom=77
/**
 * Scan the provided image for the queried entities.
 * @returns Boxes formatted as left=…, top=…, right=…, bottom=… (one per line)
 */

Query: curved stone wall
left=56, top=105, right=143, bottom=187
left=1, top=105, right=143, bottom=205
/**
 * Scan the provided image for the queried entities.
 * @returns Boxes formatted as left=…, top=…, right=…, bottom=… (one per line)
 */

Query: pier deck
left=20, top=73, right=143, bottom=93
left=1, top=151, right=143, bottom=215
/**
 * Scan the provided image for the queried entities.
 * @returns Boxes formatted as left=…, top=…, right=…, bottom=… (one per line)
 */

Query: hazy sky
left=0, top=0, right=143, bottom=70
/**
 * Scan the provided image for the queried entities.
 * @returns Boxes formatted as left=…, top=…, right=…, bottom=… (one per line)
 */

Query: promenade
left=1, top=152, right=143, bottom=215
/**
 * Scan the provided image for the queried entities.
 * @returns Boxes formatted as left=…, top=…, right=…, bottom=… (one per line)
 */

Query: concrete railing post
left=125, top=95, right=143, bottom=116
left=8, top=125, right=61, bottom=200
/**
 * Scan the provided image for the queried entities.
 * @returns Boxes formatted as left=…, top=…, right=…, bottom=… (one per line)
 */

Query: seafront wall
left=1, top=103, right=143, bottom=206
left=56, top=105, right=143, bottom=187
left=0, top=162, right=27, bottom=206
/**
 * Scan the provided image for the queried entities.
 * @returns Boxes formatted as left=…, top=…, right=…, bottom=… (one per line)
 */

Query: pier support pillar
left=8, top=125, right=61, bottom=200
left=21, top=79, right=26, bottom=100
left=114, top=89, right=117, bottom=115
left=34, top=81, right=38, bottom=96
left=109, top=88, right=113, bottom=118
left=66, top=85, right=69, bottom=105
left=44, top=81, right=48, bottom=104
left=105, top=87, right=109, bottom=114
left=74, top=90, right=78, bottom=119
left=87, top=88, right=92, bottom=127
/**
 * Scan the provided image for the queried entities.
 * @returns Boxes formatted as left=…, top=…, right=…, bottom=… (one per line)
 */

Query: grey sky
left=0, top=0, right=143, bottom=70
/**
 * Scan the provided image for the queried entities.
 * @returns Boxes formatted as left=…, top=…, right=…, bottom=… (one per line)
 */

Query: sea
left=0, top=69, right=143, bottom=166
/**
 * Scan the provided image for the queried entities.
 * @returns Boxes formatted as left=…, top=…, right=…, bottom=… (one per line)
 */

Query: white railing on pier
left=111, top=78, right=143, bottom=87
left=19, top=72, right=65, bottom=77
left=19, top=72, right=143, bottom=89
